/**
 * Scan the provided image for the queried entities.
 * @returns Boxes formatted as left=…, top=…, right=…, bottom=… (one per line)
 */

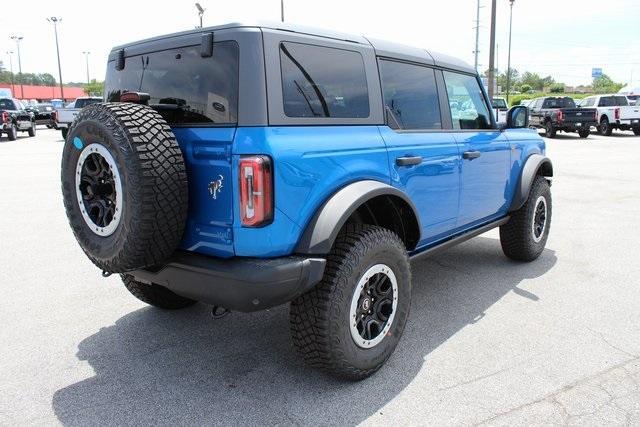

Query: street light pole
left=505, top=0, right=515, bottom=104
left=474, top=0, right=481, bottom=71
left=83, top=51, right=90, bottom=85
left=195, top=3, right=205, bottom=28
left=6, top=51, right=15, bottom=95
left=10, top=36, right=24, bottom=99
left=281, top=0, right=285, bottom=22
left=47, top=17, right=65, bottom=101
left=487, top=0, right=497, bottom=99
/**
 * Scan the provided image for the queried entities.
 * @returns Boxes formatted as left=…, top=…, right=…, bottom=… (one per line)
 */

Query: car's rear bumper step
left=130, top=251, right=326, bottom=312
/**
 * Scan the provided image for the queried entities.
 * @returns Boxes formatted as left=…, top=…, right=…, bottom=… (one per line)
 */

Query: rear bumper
left=130, top=251, right=326, bottom=312
left=557, top=121, right=596, bottom=131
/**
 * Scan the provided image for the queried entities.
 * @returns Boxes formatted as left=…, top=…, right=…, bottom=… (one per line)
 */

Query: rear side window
left=379, top=60, right=441, bottom=130
left=0, top=99, right=17, bottom=110
left=75, top=98, right=101, bottom=108
left=443, top=71, right=492, bottom=130
left=105, top=41, right=239, bottom=125
left=279, top=42, right=369, bottom=118
left=581, top=97, right=595, bottom=107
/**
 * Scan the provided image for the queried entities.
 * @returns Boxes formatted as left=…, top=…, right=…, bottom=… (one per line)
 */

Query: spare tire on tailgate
left=61, top=102, right=188, bottom=273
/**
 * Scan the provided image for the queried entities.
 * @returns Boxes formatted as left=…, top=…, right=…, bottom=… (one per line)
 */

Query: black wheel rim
left=532, top=196, right=547, bottom=242
left=79, top=153, right=117, bottom=228
left=350, top=264, right=398, bottom=348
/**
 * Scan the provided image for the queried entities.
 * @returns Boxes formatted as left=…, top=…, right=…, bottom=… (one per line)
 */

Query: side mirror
left=505, top=105, right=529, bottom=129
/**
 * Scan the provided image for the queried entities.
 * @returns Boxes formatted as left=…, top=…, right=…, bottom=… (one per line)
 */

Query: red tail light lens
left=614, top=108, right=620, bottom=120
left=1, top=111, right=8, bottom=124
left=239, top=155, right=273, bottom=227
left=557, top=110, right=563, bottom=122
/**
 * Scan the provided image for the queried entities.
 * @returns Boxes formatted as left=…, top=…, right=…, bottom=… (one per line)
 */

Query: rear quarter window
left=279, top=42, right=369, bottom=118
left=105, top=41, right=239, bottom=126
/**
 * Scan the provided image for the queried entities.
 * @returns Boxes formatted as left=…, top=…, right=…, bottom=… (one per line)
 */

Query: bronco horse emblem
left=208, top=175, right=224, bottom=200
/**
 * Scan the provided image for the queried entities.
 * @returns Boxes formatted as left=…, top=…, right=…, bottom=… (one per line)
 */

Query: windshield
left=542, top=97, right=576, bottom=109
left=492, top=98, right=508, bottom=109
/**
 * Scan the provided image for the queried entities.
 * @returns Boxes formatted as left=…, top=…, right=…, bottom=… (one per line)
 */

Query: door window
left=378, top=60, right=442, bottom=130
left=443, top=71, right=492, bottom=130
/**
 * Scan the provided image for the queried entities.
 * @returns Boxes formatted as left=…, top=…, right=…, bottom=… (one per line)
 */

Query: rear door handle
left=396, top=156, right=422, bottom=167
left=463, top=151, right=481, bottom=160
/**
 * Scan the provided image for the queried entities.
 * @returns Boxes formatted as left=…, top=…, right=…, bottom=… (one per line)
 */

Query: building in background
left=0, top=84, right=87, bottom=102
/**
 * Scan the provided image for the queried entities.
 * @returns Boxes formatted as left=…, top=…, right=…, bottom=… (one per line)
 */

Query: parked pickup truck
left=529, top=96, right=597, bottom=138
left=52, top=97, right=102, bottom=139
left=492, top=97, right=508, bottom=122
left=578, top=94, right=640, bottom=136
left=0, top=97, right=36, bottom=140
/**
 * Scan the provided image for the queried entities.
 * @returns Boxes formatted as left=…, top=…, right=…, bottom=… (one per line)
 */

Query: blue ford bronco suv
left=61, top=22, right=552, bottom=380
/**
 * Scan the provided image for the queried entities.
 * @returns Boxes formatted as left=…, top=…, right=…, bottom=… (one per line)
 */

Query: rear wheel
left=633, top=127, right=640, bottom=136
left=578, top=129, right=590, bottom=138
left=599, top=117, right=612, bottom=136
left=544, top=121, right=556, bottom=138
left=122, top=274, right=196, bottom=309
left=61, top=127, right=68, bottom=140
left=500, top=176, right=552, bottom=261
left=290, top=224, right=411, bottom=380
left=7, top=124, right=17, bottom=141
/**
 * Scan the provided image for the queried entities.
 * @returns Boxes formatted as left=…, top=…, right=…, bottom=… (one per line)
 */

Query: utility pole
left=6, top=51, right=15, bottom=95
left=505, top=0, right=515, bottom=104
left=487, top=0, right=497, bottom=99
left=10, top=36, right=24, bottom=99
left=83, top=51, right=90, bottom=85
left=281, top=0, right=285, bottom=22
left=474, top=0, right=481, bottom=71
left=47, top=17, right=65, bottom=101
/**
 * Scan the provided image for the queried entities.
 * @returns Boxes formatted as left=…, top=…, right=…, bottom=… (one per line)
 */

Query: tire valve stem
left=101, top=270, right=112, bottom=278
left=211, top=305, right=230, bottom=319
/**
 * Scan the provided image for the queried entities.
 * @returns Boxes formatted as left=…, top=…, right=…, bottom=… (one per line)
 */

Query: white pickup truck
left=53, top=97, right=102, bottom=139
left=578, top=94, right=640, bottom=136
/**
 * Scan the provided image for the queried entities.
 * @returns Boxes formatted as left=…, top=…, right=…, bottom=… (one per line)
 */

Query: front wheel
left=500, top=176, right=552, bottom=261
left=28, top=122, right=36, bottom=137
left=290, top=224, right=411, bottom=380
left=544, top=121, right=556, bottom=138
left=578, top=129, right=590, bottom=138
left=60, top=127, right=68, bottom=140
left=633, top=127, right=640, bottom=136
left=7, top=124, right=17, bottom=141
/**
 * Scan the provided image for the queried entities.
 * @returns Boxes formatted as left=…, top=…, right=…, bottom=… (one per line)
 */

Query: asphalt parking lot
left=1, top=127, right=639, bottom=425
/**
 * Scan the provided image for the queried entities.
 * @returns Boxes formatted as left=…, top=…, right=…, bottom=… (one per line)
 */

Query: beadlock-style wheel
left=349, top=264, right=398, bottom=349
left=531, top=195, right=547, bottom=243
left=75, top=143, right=123, bottom=237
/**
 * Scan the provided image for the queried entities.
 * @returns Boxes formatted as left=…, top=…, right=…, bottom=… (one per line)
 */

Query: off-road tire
left=61, top=102, right=188, bottom=273
left=633, top=127, right=640, bottom=136
left=28, top=122, right=36, bottom=137
left=290, top=224, right=411, bottom=380
left=599, top=117, right=612, bottom=136
left=61, top=127, right=68, bottom=140
left=578, top=129, right=590, bottom=138
left=544, top=121, right=556, bottom=138
left=500, top=176, right=552, bottom=261
left=121, top=274, right=196, bottom=309
left=7, top=124, right=17, bottom=141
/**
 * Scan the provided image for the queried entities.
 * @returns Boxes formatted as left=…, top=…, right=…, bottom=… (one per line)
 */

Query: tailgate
left=620, top=106, right=640, bottom=120
left=174, top=127, right=236, bottom=258
left=562, top=108, right=596, bottom=122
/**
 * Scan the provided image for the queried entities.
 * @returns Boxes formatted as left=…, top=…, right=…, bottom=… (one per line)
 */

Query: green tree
left=592, top=74, right=624, bottom=94
left=520, top=84, right=532, bottom=93
left=497, top=68, right=520, bottom=92
left=84, top=79, right=104, bottom=96
left=549, top=83, right=565, bottom=93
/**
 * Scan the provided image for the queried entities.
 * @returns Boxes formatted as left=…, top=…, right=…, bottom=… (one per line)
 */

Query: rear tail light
left=51, top=111, right=57, bottom=122
left=1, top=111, right=8, bottom=124
left=614, top=108, right=620, bottom=120
left=239, top=155, right=273, bottom=227
left=557, top=110, right=563, bottom=122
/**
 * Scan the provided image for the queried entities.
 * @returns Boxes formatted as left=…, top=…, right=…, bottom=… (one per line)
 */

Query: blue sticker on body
left=73, top=137, right=83, bottom=150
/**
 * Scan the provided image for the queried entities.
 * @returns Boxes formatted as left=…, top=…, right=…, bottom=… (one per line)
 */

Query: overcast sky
left=1, top=0, right=639, bottom=87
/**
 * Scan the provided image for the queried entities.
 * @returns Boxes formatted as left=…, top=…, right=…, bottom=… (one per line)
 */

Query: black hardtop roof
left=110, top=21, right=475, bottom=74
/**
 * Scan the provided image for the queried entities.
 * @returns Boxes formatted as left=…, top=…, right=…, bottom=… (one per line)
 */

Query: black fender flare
left=295, top=180, right=421, bottom=255
left=509, top=154, right=553, bottom=212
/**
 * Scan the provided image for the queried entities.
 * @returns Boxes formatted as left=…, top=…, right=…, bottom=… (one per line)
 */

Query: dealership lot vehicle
left=53, top=96, right=102, bottom=139
left=60, top=23, right=553, bottom=379
left=0, top=97, right=36, bottom=140
left=492, top=97, right=508, bottom=122
left=33, top=103, right=56, bottom=127
left=529, top=96, right=597, bottom=138
left=578, top=94, right=640, bottom=135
